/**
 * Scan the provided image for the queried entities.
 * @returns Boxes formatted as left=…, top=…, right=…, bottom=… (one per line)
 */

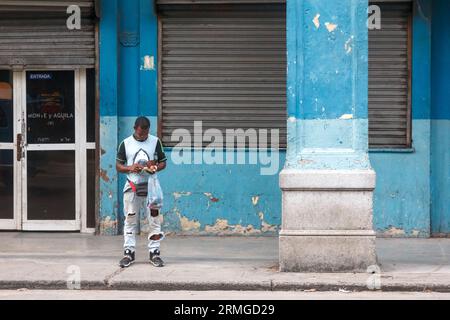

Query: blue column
left=286, top=0, right=370, bottom=170
left=280, top=0, right=376, bottom=272
left=99, top=0, right=159, bottom=235
left=431, top=0, right=450, bottom=235
left=99, top=0, right=119, bottom=235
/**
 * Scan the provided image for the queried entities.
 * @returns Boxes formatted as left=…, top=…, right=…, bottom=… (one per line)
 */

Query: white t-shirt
left=116, top=134, right=167, bottom=192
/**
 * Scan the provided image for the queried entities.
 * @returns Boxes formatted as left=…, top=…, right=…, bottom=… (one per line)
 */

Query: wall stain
left=100, top=169, right=110, bottom=183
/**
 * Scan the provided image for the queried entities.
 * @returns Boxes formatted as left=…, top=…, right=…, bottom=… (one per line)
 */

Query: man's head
left=134, top=116, right=150, bottom=141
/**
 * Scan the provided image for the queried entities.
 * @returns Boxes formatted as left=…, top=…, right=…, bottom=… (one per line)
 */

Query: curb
left=1, top=280, right=449, bottom=293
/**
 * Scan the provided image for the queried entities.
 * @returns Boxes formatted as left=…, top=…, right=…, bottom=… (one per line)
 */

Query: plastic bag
left=147, top=174, right=163, bottom=210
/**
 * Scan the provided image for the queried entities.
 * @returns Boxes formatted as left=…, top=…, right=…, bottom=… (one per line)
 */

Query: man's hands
left=116, top=160, right=166, bottom=175
left=128, top=163, right=144, bottom=174
left=146, top=160, right=158, bottom=174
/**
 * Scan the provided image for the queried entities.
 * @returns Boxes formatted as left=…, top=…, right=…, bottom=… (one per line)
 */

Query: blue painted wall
left=369, top=0, right=432, bottom=237
left=158, top=150, right=283, bottom=235
left=117, top=117, right=284, bottom=235
left=370, top=0, right=450, bottom=237
left=431, top=0, right=450, bottom=235
left=99, top=0, right=449, bottom=237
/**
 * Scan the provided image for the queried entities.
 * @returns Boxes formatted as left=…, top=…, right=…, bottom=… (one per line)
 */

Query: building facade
left=0, top=0, right=448, bottom=240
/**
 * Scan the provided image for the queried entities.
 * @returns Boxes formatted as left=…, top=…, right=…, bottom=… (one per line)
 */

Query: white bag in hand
left=147, top=174, right=163, bottom=210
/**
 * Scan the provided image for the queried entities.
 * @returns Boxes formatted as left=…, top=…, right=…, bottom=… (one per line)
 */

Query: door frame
left=0, top=69, right=95, bottom=233
left=0, top=70, right=21, bottom=230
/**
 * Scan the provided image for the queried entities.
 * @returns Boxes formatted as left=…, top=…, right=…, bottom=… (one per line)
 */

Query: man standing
left=116, top=116, right=167, bottom=268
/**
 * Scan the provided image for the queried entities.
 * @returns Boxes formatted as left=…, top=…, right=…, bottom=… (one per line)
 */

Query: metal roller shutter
left=0, top=0, right=96, bottom=69
left=158, top=3, right=287, bottom=148
left=369, top=1, right=412, bottom=148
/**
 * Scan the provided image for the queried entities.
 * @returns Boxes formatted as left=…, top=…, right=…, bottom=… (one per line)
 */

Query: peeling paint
left=141, top=55, right=155, bottom=71
left=180, top=216, right=201, bottom=231
left=383, top=227, right=406, bottom=237
left=345, top=36, right=354, bottom=54
left=258, top=212, right=277, bottom=233
left=261, top=221, right=277, bottom=233
left=325, top=22, right=338, bottom=32
left=313, top=14, right=321, bottom=29
left=99, top=216, right=118, bottom=235
left=379, top=228, right=426, bottom=238
left=204, top=219, right=229, bottom=233
left=173, top=192, right=192, bottom=200
left=232, top=224, right=261, bottom=235
left=202, top=219, right=262, bottom=235
left=204, top=192, right=220, bottom=202
left=411, top=230, right=421, bottom=237
left=340, top=114, right=354, bottom=120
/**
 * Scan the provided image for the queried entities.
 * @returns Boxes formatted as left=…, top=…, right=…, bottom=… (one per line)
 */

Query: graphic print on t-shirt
left=133, top=148, right=151, bottom=167
left=129, top=148, right=152, bottom=184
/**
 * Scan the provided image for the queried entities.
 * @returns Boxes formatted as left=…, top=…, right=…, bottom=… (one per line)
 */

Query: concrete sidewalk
left=0, top=232, right=449, bottom=292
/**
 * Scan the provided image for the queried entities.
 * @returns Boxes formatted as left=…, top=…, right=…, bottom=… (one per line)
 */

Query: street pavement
left=0, top=233, right=449, bottom=293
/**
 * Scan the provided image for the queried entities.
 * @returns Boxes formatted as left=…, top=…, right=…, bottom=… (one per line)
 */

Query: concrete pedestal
left=279, top=169, right=377, bottom=272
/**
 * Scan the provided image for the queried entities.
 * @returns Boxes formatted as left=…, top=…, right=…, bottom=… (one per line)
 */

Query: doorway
left=0, top=69, right=96, bottom=232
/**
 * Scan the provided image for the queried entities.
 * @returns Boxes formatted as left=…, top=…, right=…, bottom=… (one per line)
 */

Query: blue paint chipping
left=159, top=150, right=284, bottom=234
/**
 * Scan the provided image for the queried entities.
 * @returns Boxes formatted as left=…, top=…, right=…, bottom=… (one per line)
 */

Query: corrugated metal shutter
left=158, top=3, right=287, bottom=148
left=0, top=0, right=96, bottom=69
left=369, top=1, right=412, bottom=148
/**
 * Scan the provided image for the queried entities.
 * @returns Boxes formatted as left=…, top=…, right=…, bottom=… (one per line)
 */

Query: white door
left=0, top=70, right=16, bottom=229
left=0, top=69, right=95, bottom=232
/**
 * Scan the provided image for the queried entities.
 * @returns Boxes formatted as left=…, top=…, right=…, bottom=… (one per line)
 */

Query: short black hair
left=134, top=116, right=150, bottom=130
